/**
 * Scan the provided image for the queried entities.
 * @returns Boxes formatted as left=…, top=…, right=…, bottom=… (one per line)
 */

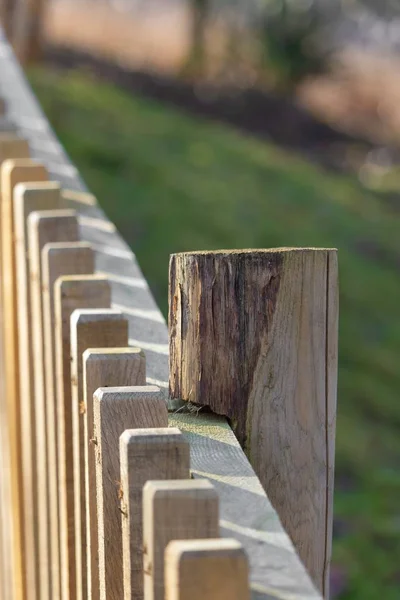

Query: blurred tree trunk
left=185, top=0, right=210, bottom=76
left=0, top=0, right=17, bottom=39
left=13, top=0, right=47, bottom=64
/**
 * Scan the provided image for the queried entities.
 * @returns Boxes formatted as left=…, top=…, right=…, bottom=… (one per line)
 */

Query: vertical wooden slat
left=120, top=428, right=190, bottom=600
left=54, top=277, right=111, bottom=600
left=1, top=158, right=47, bottom=600
left=165, top=539, right=250, bottom=600
left=42, top=239, right=96, bottom=600
left=143, top=479, right=219, bottom=600
left=94, top=386, right=168, bottom=600
left=83, top=348, right=146, bottom=600
left=27, top=210, right=83, bottom=600
left=70, top=311, right=129, bottom=600
left=13, top=181, right=64, bottom=600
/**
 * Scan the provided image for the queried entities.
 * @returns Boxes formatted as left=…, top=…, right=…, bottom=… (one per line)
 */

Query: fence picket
left=165, top=539, right=250, bottom=600
left=54, top=277, right=111, bottom=600
left=120, top=428, right=190, bottom=600
left=1, top=158, right=47, bottom=600
left=143, top=479, right=219, bottom=600
left=94, top=386, right=168, bottom=600
left=42, top=239, right=95, bottom=598
left=13, top=181, right=64, bottom=600
left=83, top=348, right=146, bottom=600
left=70, top=310, right=129, bottom=600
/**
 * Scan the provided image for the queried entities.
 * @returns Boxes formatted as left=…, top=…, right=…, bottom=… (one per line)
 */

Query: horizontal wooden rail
left=0, top=27, right=325, bottom=600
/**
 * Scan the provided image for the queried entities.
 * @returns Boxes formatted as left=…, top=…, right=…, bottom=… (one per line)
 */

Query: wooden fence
left=0, top=27, right=338, bottom=600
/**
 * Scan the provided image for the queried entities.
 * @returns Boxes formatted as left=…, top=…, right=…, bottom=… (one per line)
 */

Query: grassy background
left=29, top=66, right=400, bottom=599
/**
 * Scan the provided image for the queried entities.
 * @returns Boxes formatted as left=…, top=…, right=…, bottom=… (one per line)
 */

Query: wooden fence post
left=120, top=428, right=190, bottom=600
left=54, top=277, right=111, bottom=600
left=70, top=310, right=129, bottom=600
left=0, top=158, right=47, bottom=600
left=165, top=539, right=250, bottom=600
left=168, top=248, right=339, bottom=595
left=13, top=181, right=64, bottom=600
left=42, top=239, right=96, bottom=599
left=83, top=348, right=146, bottom=600
left=143, top=479, right=219, bottom=600
left=94, top=386, right=168, bottom=600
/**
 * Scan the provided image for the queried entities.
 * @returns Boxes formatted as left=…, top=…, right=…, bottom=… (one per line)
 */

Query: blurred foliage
left=183, top=0, right=210, bottom=77
left=258, top=0, right=334, bottom=88
left=29, top=66, right=400, bottom=599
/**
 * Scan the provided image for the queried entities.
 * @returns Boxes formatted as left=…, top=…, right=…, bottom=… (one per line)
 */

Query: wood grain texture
left=42, top=239, right=95, bottom=600
left=120, top=428, right=190, bottom=600
left=70, top=311, right=129, bottom=600
left=169, top=248, right=339, bottom=594
left=94, top=386, right=168, bottom=600
left=54, top=278, right=111, bottom=600
left=83, top=348, right=146, bottom=600
left=0, top=134, right=30, bottom=600
left=143, top=479, right=219, bottom=600
left=165, top=538, right=250, bottom=600
left=28, top=214, right=82, bottom=600
left=13, top=181, right=64, bottom=600
left=1, top=158, right=47, bottom=600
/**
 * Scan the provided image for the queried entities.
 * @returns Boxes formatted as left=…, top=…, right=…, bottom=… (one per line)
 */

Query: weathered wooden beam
left=1, top=158, right=47, bottom=600
left=120, top=428, right=190, bottom=600
left=54, top=277, right=111, bottom=600
left=70, top=310, right=129, bottom=600
left=143, top=479, right=219, bottom=600
left=83, top=348, right=146, bottom=600
left=169, top=248, right=338, bottom=595
left=13, top=181, right=64, bottom=600
left=94, top=386, right=168, bottom=600
left=165, top=538, right=250, bottom=600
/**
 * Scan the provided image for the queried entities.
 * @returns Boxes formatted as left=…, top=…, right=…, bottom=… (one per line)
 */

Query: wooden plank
left=54, top=277, right=111, bottom=600
left=27, top=210, right=83, bottom=600
left=83, top=348, right=146, bottom=600
left=165, top=538, right=250, bottom=600
left=169, top=248, right=339, bottom=593
left=42, top=239, right=95, bottom=600
left=120, top=428, right=190, bottom=600
left=0, top=137, right=30, bottom=600
left=70, top=311, right=129, bottom=600
left=143, top=479, right=219, bottom=600
left=94, top=386, right=168, bottom=600
left=13, top=181, right=64, bottom=600
left=1, top=158, right=47, bottom=600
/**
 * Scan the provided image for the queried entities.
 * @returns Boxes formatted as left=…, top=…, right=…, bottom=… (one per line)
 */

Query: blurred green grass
left=28, top=66, right=400, bottom=599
